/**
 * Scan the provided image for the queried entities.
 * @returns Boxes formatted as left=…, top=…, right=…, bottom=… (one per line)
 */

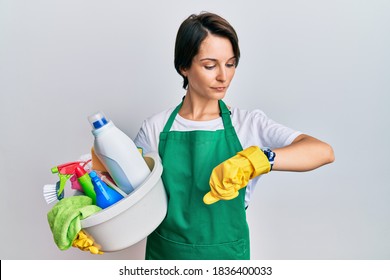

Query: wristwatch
left=261, top=148, right=276, bottom=170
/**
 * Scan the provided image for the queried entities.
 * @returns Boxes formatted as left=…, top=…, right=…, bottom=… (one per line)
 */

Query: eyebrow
left=200, top=56, right=236, bottom=62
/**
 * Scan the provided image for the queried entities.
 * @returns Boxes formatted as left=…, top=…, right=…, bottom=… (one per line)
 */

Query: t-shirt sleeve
left=133, top=108, right=173, bottom=154
left=134, top=120, right=153, bottom=154
left=234, top=108, right=302, bottom=149
left=251, top=110, right=302, bottom=148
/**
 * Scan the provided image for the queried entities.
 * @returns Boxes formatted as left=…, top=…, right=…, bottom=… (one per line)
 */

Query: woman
left=134, top=12, right=334, bottom=260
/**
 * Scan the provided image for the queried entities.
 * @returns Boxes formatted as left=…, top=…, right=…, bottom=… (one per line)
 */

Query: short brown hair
left=174, top=12, right=240, bottom=89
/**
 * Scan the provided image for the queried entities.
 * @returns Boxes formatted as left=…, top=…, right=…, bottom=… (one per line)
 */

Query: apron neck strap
left=162, top=99, right=233, bottom=132
left=219, top=100, right=234, bottom=130
left=162, top=102, right=182, bottom=132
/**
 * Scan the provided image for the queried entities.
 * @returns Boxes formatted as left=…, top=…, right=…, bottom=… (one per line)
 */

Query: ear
left=180, top=67, right=187, bottom=77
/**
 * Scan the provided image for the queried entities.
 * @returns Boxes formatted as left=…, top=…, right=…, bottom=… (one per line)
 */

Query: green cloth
left=47, top=196, right=101, bottom=250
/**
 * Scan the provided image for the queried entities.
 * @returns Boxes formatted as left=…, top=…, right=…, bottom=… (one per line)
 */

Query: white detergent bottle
left=88, top=111, right=150, bottom=194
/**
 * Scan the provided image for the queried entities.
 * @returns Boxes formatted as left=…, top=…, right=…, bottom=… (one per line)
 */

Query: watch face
left=262, top=149, right=273, bottom=158
left=262, top=148, right=275, bottom=169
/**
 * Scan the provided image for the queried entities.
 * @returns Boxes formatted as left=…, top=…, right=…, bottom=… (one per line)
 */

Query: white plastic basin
left=80, top=152, right=167, bottom=252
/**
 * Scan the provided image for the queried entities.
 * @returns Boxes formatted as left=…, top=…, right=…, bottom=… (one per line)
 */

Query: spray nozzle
left=51, top=160, right=91, bottom=199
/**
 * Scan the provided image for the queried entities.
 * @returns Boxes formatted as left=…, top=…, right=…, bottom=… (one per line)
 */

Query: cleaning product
left=88, top=111, right=150, bottom=194
left=75, top=166, right=97, bottom=205
left=70, top=174, right=83, bottom=192
left=89, top=171, right=124, bottom=209
left=100, top=174, right=128, bottom=198
left=43, top=160, right=91, bottom=204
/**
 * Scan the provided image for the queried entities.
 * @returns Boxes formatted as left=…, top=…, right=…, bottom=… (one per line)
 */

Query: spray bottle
left=46, top=160, right=91, bottom=202
left=88, top=111, right=150, bottom=194
left=89, top=171, right=124, bottom=209
left=74, top=166, right=97, bottom=205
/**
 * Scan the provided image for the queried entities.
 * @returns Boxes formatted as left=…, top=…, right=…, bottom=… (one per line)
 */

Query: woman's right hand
left=203, top=146, right=271, bottom=205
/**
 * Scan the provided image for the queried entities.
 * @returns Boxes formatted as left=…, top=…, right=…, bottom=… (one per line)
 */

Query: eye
left=204, top=65, right=216, bottom=70
left=226, top=60, right=237, bottom=68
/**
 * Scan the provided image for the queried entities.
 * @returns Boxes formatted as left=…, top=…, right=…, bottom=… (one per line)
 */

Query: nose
left=216, top=66, right=227, bottom=82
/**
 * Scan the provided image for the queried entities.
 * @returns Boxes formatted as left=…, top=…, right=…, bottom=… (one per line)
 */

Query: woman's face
left=182, top=34, right=236, bottom=101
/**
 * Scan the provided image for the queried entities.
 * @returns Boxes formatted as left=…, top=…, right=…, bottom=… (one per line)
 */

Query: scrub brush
left=43, top=181, right=64, bottom=204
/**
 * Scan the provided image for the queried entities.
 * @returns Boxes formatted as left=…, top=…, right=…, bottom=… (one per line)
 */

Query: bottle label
left=99, top=154, right=135, bottom=194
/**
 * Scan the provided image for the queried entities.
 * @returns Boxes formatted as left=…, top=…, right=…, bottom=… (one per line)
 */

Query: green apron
left=145, top=100, right=250, bottom=260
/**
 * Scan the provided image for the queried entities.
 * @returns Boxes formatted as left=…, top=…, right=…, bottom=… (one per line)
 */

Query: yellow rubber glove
left=72, top=230, right=104, bottom=255
left=203, top=146, right=271, bottom=205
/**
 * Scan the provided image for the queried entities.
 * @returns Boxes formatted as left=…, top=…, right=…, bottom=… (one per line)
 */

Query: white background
left=0, top=0, right=389, bottom=260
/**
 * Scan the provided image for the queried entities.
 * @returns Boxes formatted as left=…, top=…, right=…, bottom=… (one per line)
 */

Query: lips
left=212, top=86, right=226, bottom=91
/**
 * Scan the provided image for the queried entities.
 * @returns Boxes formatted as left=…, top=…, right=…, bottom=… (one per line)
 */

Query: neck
left=179, top=94, right=220, bottom=121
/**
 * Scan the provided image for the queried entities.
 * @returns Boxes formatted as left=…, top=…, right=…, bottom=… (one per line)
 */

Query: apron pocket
left=146, top=231, right=249, bottom=260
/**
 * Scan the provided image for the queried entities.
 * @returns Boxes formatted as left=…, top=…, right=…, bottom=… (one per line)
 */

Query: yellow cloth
left=203, top=146, right=271, bottom=205
left=72, top=230, right=104, bottom=255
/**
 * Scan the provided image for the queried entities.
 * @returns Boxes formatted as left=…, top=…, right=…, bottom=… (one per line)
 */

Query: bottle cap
left=88, top=111, right=109, bottom=129
left=89, top=170, right=98, bottom=179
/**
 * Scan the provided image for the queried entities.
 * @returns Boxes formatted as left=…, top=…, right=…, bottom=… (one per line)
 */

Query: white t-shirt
left=134, top=106, right=301, bottom=206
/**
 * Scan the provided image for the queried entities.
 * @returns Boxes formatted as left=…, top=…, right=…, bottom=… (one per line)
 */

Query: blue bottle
left=89, top=171, right=124, bottom=209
